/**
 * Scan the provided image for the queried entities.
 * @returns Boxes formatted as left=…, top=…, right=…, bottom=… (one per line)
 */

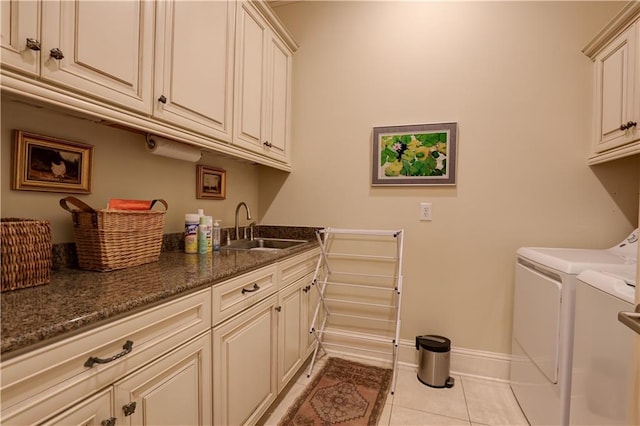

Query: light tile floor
left=263, top=357, right=530, bottom=426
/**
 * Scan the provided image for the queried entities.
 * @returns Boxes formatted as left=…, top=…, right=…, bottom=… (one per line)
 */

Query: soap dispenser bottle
left=213, top=220, right=221, bottom=251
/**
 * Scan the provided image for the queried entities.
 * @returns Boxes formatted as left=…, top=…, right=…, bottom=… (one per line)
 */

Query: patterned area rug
left=278, top=357, right=392, bottom=425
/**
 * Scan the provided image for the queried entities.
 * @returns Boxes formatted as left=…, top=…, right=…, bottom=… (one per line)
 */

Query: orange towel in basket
left=107, top=199, right=156, bottom=210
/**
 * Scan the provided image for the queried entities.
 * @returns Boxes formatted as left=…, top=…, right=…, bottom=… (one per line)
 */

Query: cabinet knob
left=101, top=417, right=117, bottom=426
left=263, top=141, right=273, bottom=148
left=158, top=95, right=167, bottom=104
left=275, top=306, right=282, bottom=312
left=25, top=38, right=41, bottom=51
left=122, top=401, right=137, bottom=416
left=49, top=48, right=64, bottom=60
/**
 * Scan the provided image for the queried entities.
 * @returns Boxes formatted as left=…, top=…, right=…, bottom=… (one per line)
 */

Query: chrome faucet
left=235, top=202, right=252, bottom=240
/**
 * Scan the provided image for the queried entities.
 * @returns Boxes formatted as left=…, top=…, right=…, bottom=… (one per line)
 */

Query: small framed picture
left=12, top=130, right=93, bottom=193
left=372, top=122, right=458, bottom=186
left=196, top=165, right=226, bottom=200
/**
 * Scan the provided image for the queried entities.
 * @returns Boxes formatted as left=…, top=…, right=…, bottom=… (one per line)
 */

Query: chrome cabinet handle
left=84, top=340, right=134, bottom=368
left=241, top=283, right=260, bottom=294
left=49, top=48, right=64, bottom=60
left=26, top=38, right=41, bottom=51
left=618, top=305, right=640, bottom=335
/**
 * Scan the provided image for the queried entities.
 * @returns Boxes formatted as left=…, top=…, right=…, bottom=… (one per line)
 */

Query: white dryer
left=570, top=267, right=636, bottom=425
left=510, top=229, right=638, bottom=426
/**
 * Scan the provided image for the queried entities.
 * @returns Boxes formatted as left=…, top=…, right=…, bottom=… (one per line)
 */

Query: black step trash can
left=415, top=335, right=455, bottom=388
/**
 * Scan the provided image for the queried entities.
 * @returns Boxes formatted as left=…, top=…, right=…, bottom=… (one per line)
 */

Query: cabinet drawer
left=0, top=288, right=211, bottom=425
left=279, top=248, right=319, bottom=289
left=212, top=264, right=278, bottom=325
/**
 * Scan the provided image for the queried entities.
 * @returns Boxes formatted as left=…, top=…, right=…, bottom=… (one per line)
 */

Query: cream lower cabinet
left=212, top=248, right=320, bottom=424
left=212, top=293, right=279, bottom=426
left=0, top=288, right=212, bottom=426
left=41, top=332, right=212, bottom=426
left=277, top=271, right=314, bottom=392
left=276, top=249, right=320, bottom=391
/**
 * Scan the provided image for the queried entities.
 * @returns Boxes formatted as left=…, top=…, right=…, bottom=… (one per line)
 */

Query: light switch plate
left=420, top=203, right=432, bottom=221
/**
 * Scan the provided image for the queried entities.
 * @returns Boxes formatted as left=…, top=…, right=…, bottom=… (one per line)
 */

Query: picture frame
left=372, top=122, right=458, bottom=186
left=196, top=165, right=226, bottom=200
left=12, top=130, right=93, bottom=194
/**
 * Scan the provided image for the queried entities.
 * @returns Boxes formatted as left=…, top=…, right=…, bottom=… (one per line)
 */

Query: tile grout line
left=459, top=376, right=473, bottom=425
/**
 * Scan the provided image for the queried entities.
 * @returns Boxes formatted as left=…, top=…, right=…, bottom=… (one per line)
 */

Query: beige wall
left=1, top=0, right=638, bottom=358
left=1, top=97, right=260, bottom=243
left=262, top=1, right=640, bottom=354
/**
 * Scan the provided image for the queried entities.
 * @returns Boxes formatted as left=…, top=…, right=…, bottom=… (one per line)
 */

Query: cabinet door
left=154, top=0, right=234, bottom=140
left=0, top=0, right=40, bottom=75
left=40, top=0, right=153, bottom=113
left=277, top=279, right=305, bottom=392
left=40, top=388, right=114, bottom=426
left=265, top=33, right=292, bottom=163
left=594, top=23, right=639, bottom=153
left=234, top=1, right=268, bottom=152
left=213, top=294, right=278, bottom=426
left=114, top=332, right=212, bottom=426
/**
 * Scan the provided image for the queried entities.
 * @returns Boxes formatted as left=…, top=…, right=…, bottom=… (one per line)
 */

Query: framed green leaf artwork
left=372, top=122, right=457, bottom=186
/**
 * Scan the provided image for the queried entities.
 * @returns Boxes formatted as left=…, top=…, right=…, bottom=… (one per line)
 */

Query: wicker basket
left=60, top=197, right=168, bottom=272
left=1, top=218, right=52, bottom=292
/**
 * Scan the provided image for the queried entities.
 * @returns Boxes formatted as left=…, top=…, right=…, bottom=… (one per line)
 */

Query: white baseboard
left=317, top=335, right=512, bottom=383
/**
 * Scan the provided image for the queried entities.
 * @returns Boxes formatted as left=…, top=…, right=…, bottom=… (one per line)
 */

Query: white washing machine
left=510, top=229, right=638, bottom=426
left=570, top=267, right=636, bottom=425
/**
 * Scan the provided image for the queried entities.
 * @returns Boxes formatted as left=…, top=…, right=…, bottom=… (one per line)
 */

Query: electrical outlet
left=420, top=203, right=432, bottom=221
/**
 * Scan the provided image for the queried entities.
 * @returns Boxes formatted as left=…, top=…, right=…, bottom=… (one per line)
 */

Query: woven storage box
left=60, top=197, right=168, bottom=272
left=1, top=218, right=52, bottom=292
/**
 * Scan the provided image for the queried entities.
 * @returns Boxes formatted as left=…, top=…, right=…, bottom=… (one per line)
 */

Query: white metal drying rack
left=307, top=227, right=404, bottom=394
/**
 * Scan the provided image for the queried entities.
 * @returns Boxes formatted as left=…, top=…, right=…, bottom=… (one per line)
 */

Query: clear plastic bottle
left=184, top=213, right=199, bottom=254
left=198, top=216, right=209, bottom=255
left=213, top=220, right=221, bottom=251
left=206, top=216, right=213, bottom=253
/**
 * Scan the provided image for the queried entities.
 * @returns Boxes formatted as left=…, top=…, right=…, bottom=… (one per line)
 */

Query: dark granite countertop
left=1, top=227, right=320, bottom=359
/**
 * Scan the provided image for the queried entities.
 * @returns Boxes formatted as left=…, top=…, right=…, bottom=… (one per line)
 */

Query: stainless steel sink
left=222, top=238, right=308, bottom=251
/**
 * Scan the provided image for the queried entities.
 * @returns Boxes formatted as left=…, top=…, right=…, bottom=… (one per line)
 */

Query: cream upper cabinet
left=153, top=0, right=235, bottom=141
left=593, top=23, right=638, bottom=152
left=584, top=3, right=640, bottom=164
left=1, top=0, right=297, bottom=170
left=267, top=33, right=293, bottom=162
left=213, top=294, right=278, bottom=426
left=38, top=0, right=154, bottom=114
left=0, top=0, right=41, bottom=76
left=233, top=1, right=293, bottom=164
